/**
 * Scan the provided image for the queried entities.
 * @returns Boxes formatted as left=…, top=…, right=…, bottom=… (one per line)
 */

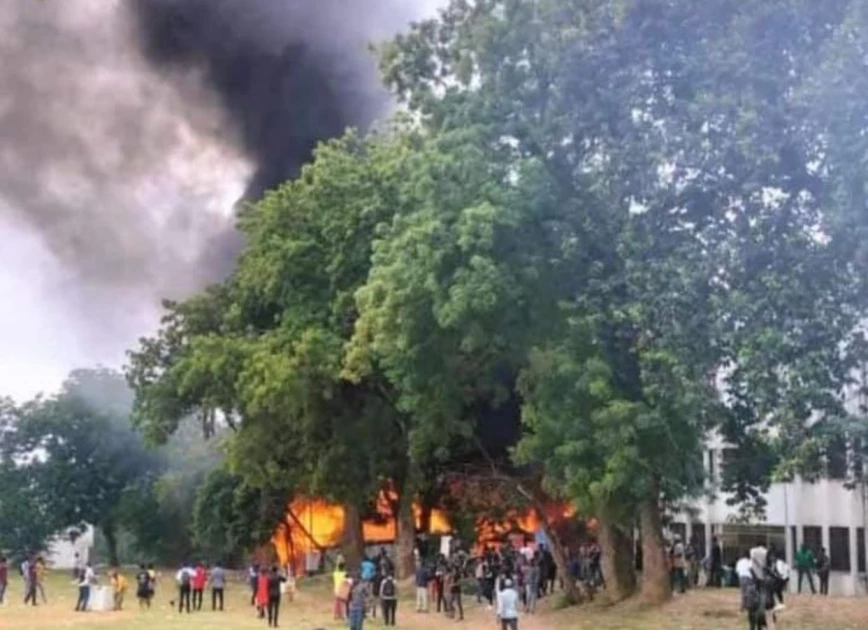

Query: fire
left=272, top=494, right=451, bottom=570
left=272, top=492, right=579, bottom=571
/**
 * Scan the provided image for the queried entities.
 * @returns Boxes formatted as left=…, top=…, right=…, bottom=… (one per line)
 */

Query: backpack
left=181, top=570, right=191, bottom=587
left=381, top=577, right=396, bottom=598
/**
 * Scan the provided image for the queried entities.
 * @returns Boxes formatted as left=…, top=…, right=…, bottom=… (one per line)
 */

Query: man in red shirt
left=192, top=563, right=207, bottom=611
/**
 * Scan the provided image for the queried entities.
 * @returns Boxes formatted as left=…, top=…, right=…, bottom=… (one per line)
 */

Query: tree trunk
left=395, top=479, right=417, bottom=580
left=597, top=513, right=636, bottom=602
left=342, top=502, right=366, bottom=572
left=102, top=523, right=120, bottom=568
left=537, top=510, right=582, bottom=604
left=639, top=479, right=671, bottom=604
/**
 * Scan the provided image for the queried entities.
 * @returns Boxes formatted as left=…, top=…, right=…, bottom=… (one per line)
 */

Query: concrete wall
left=674, top=442, right=868, bottom=597
left=45, top=526, right=93, bottom=569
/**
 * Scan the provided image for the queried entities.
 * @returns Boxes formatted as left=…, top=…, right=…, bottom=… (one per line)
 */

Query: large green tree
left=128, top=131, right=430, bottom=575
left=368, top=0, right=868, bottom=603
left=4, top=369, right=163, bottom=565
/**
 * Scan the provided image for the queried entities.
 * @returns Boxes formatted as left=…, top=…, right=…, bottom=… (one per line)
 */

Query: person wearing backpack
left=380, top=571, right=398, bottom=626
left=176, top=563, right=194, bottom=613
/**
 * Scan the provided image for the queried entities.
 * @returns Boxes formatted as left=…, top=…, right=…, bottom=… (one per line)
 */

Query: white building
left=45, top=526, right=94, bottom=570
left=672, top=439, right=868, bottom=597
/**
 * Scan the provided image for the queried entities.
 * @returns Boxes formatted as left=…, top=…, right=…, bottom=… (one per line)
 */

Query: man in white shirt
left=736, top=551, right=753, bottom=611
left=74, top=563, right=94, bottom=612
left=175, top=563, right=195, bottom=613
left=497, top=578, right=519, bottom=630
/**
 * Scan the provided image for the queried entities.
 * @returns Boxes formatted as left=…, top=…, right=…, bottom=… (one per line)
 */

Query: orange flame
left=272, top=492, right=578, bottom=571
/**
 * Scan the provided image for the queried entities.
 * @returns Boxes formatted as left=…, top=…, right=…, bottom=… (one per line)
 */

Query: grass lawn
left=0, top=571, right=865, bottom=629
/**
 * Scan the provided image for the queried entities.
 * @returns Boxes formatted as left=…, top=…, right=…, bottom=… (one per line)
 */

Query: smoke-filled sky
left=0, top=0, right=443, bottom=401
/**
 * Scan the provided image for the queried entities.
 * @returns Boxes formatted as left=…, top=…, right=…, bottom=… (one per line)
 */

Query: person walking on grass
left=74, top=562, right=94, bottom=612
left=147, top=563, right=158, bottom=604
left=192, top=561, right=207, bottom=611
left=795, top=544, right=816, bottom=594
left=111, top=569, right=128, bottom=611
left=414, top=561, right=429, bottom=613
left=817, top=547, right=831, bottom=596
left=176, top=562, right=194, bottom=613
left=333, top=562, right=349, bottom=620
left=0, top=557, right=7, bottom=606
left=34, top=556, right=47, bottom=603
left=497, top=578, right=520, bottom=630
left=266, top=565, right=286, bottom=628
left=525, top=556, right=540, bottom=614
left=22, top=556, right=36, bottom=606
left=380, top=571, right=398, bottom=626
left=210, top=561, right=226, bottom=611
left=256, top=566, right=269, bottom=619
left=136, top=564, right=152, bottom=609
left=347, top=573, right=368, bottom=630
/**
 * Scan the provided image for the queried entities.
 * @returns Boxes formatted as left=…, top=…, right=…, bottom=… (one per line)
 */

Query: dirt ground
left=0, top=572, right=865, bottom=629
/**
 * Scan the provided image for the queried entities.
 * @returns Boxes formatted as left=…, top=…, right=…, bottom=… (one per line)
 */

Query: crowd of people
left=0, top=532, right=843, bottom=629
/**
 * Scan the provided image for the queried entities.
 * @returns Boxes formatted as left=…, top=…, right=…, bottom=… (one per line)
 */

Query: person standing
left=414, top=562, right=429, bottom=613
left=74, top=562, right=94, bottom=612
left=333, top=562, right=349, bottom=620
left=448, top=565, right=464, bottom=621
left=817, top=547, right=831, bottom=596
left=0, top=556, right=7, bottom=605
left=266, top=565, right=286, bottom=628
left=347, top=575, right=368, bottom=630
left=210, top=562, right=226, bottom=611
left=34, top=556, right=47, bottom=603
left=771, top=554, right=790, bottom=609
left=146, top=563, right=158, bottom=604
left=795, top=544, right=816, bottom=594
left=671, top=537, right=687, bottom=594
left=111, top=569, right=128, bottom=611
left=22, top=556, right=36, bottom=606
left=525, top=556, right=540, bottom=614
left=176, top=562, right=194, bottom=613
left=192, top=562, right=207, bottom=611
left=136, top=564, right=152, bottom=609
left=380, top=571, right=398, bottom=626
left=256, top=567, right=269, bottom=619
left=497, top=578, right=520, bottom=630
left=709, top=537, right=723, bottom=587
left=248, top=563, right=259, bottom=606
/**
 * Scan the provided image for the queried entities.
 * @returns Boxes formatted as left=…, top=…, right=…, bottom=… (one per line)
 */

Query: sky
left=0, top=0, right=443, bottom=402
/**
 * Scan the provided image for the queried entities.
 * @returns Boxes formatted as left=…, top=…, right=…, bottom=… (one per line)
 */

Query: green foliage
left=2, top=369, right=164, bottom=563
left=374, top=0, right=868, bottom=527
left=127, top=130, right=428, bottom=545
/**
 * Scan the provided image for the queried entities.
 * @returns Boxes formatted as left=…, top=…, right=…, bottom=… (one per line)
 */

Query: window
left=803, top=526, right=822, bottom=553
left=858, top=527, right=866, bottom=574
left=829, top=527, right=850, bottom=572
left=791, top=526, right=798, bottom=563
left=827, top=435, right=848, bottom=480
left=670, top=522, right=687, bottom=543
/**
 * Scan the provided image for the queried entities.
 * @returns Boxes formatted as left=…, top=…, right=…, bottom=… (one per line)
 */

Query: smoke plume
left=0, top=0, right=441, bottom=398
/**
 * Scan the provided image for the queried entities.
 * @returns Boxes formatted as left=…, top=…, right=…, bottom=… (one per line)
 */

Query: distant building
left=671, top=435, right=868, bottom=597
left=46, top=526, right=93, bottom=569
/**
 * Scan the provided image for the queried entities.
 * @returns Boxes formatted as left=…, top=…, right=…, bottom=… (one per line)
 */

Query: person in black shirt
left=135, top=564, right=152, bottom=609
left=266, top=566, right=286, bottom=628
left=709, top=537, right=723, bottom=587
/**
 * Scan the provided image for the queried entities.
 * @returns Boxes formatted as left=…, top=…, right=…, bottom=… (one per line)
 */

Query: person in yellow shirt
left=35, top=557, right=48, bottom=603
left=110, top=570, right=128, bottom=611
left=333, top=562, right=349, bottom=620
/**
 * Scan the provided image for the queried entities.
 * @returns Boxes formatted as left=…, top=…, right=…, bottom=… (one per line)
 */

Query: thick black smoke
left=0, top=0, right=440, bottom=395
left=133, top=0, right=419, bottom=200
